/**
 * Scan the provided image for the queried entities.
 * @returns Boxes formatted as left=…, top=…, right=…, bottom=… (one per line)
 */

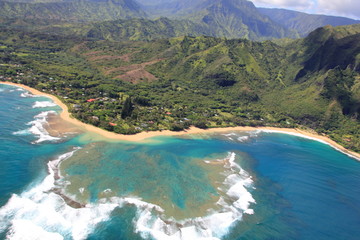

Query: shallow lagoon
left=1, top=83, right=360, bottom=240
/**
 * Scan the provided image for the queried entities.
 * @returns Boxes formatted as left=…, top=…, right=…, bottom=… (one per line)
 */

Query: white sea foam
left=0, top=148, right=120, bottom=240
left=28, top=111, right=60, bottom=144
left=1, top=151, right=256, bottom=240
left=32, top=101, right=57, bottom=108
left=222, top=132, right=251, bottom=142
left=103, top=189, right=112, bottom=193
left=47, top=147, right=81, bottom=178
left=6, top=220, right=64, bottom=240
left=12, top=129, right=31, bottom=136
left=20, top=91, right=40, bottom=98
left=106, top=152, right=256, bottom=240
left=13, top=111, right=60, bottom=143
left=222, top=133, right=236, bottom=141
left=237, top=136, right=249, bottom=142
left=106, top=197, right=220, bottom=240
left=223, top=133, right=236, bottom=137
left=248, top=130, right=262, bottom=138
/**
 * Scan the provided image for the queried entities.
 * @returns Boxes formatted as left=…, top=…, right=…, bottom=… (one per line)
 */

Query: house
left=109, top=122, right=117, bottom=126
left=73, top=104, right=82, bottom=110
left=87, top=98, right=96, bottom=102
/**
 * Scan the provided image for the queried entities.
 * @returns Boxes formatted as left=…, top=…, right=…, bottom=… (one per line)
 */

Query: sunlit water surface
left=1, top=83, right=359, bottom=240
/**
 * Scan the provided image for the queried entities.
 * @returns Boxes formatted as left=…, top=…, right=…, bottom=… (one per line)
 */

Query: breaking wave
left=0, top=151, right=255, bottom=240
left=237, top=136, right=249, bottom=142
left=12, top=129, right=31, bottom=136
left=20, top=91, right=40, bottom=98
left=0, top=148, right=120, bottom=240
left=223, top=132, right=253, bottom=142
left=106, top=152, right=255, bottom=240
left=32, top=101, right=57, bottom=108
left=13, top=111, right=60, bottom=144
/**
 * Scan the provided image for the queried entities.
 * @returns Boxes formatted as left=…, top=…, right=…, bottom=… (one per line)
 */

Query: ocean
left=0, top=83, right=360, bottom=240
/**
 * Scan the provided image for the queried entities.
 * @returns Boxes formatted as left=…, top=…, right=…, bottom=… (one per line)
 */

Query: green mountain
left=261, top=25, right=360, bottom=148
left=0, top=0, right=297, bottom=40
left=294, top=25, right=360, bottom=80
left=182, top=0, right=297, bottom=40
left=0, top=0, right=146, bottom=22
left=86, top=17, right=212, bottom=41
left=1, top=24, right=359, bottom=151
left=138, top=0, right=359, bottom=39
left=1, top=0, right=359, bottom=40
left=86, top=0, right=298, bottom=41
left=145, top=0, right=298, bottom=40
left=135, top=0, right=204, bottom=17
left=258, top=8, right=360, bottom=36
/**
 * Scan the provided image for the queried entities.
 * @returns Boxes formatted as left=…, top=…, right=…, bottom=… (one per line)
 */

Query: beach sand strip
left=1, top=81, right=359, bottom=160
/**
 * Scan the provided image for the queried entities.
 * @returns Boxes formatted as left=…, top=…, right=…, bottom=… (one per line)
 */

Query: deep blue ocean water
left=0, top=83, right=360, bottom=240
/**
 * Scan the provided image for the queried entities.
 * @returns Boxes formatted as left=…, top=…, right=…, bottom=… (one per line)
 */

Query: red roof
left=166, top=112, right=172, bottom=115
left=109, top=122, right=117, bottom=126
left=87, top=99, right=96, bottom=102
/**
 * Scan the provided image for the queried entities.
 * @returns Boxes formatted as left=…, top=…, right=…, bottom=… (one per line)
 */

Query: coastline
left=2, top=81, right=360, bottom=160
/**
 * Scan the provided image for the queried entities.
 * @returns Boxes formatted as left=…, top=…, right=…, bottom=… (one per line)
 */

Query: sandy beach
left=2, top=81, right=360, bottom=160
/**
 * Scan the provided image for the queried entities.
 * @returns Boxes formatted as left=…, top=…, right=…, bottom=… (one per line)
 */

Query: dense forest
left=0, top=0, right=358, bottom=41
left=0, top=24, right=359, bottom=152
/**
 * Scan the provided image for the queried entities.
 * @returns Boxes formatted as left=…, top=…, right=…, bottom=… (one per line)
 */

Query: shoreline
left=2, top=81, right=360, bottom=160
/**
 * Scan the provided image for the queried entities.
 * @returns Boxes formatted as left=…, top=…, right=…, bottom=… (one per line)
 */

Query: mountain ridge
left=258, top=7, right=360, bottom=36
left=0, top=0, right=146, bottom=22
left=1, top=0, right=359, bottom=40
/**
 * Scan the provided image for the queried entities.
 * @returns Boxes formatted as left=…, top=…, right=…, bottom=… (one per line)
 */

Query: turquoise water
left=0, top=83, right=360, bottom=240
left=0, top=85, right=69, bottom=205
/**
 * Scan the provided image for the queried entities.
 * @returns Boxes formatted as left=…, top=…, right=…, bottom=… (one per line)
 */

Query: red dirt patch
left=117, top=52, right=134, bottom=62
left=114, top=69, right=158, bottom=84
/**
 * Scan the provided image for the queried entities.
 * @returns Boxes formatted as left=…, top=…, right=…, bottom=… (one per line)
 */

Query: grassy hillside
left=0, top=25, right=359, bottom=152
left=0, top=0, right=146, bottom=22
left=263, top=25, right=360, bottom=150
left=86, top=18, right=211, bottom=41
